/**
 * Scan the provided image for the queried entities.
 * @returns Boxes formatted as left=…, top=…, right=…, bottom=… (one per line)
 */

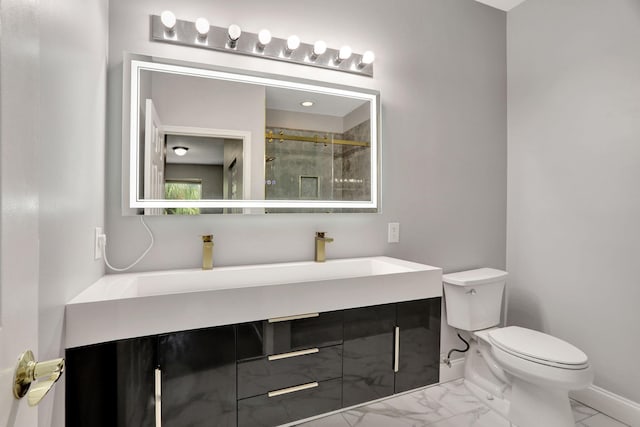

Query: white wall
left=507, top=0, right=640, bottom=404
left=106, top=0, right=506, bottom=373
left=38, top=0, right=108, bottom=426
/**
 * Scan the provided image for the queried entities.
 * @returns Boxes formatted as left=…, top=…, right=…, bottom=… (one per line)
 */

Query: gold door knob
left=13, top=350, right=65, bottom=406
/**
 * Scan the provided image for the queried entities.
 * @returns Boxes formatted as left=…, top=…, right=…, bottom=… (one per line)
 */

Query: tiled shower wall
left=265, top=120, right=371, bottom=207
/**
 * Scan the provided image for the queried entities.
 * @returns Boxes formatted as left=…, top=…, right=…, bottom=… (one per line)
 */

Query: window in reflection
left=164, top=181, right=202, bottom=215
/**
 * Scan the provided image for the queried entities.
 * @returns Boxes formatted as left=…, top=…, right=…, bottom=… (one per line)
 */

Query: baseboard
left=439, top=357, right=465, bottom=383
left=571, top=385, right=640, bottom=426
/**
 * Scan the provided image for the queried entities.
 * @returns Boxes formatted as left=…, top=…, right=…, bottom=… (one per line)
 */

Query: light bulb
left=338, top=45, right=352, bottom=61
left=287, top=35, right=301, bottom=51
left=361, top=50, right=375, bottom=65
left=195, top=18, right=209, bottom=37
left=312, top=40, right=327, bottom=58
left=173, top=146, right=188, bottom=156
left=228, top=24, right=241, bottom=41
left=258, top=29, right=272, bottom=46
left=300, top=101, right=314, bottom=107
left=160, top=10, right=176, bottom=31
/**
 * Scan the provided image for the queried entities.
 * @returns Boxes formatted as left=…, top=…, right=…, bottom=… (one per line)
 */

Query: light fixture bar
left=150, top=15, right=374, bottom=77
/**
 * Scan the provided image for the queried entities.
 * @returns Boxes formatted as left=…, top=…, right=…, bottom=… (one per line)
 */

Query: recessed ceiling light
left=173, top=146, right=189, bottom=156
left=300, top=101, right=314, bottom=107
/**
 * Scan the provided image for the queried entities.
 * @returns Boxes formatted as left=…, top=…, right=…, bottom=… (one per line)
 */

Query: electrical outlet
left=388, top=222, right=400, bottom=243
left=94, top=227, right=104, bottom=260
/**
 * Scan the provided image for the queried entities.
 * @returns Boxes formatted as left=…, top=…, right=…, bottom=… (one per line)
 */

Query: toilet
left=443, top=268, right=593, bottom=427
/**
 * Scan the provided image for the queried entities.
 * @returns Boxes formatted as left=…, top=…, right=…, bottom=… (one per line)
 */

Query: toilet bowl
left=443, top=269, right=593, bottom=427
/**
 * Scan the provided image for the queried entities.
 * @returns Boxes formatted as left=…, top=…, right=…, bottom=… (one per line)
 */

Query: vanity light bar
left=150, top=15, right=374, bottom=77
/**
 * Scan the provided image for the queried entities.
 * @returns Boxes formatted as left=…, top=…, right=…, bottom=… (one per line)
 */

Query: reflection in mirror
left=162, top=134, right=244, bottom=215
left=264, top=87, right=371, bottom=213
left=126, top=57, right=379, bottom=214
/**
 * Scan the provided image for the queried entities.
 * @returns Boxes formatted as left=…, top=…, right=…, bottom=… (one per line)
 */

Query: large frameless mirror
left=123, top=54, right=380, bottom=215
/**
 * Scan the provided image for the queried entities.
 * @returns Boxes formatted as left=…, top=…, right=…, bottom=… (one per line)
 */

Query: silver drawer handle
left=155, top=368, right=162, bottom=427
left=394, top=326, right=400, bottom=373
left=268, top=382, right=319, bottom=398
left=268, top=348, right=319, bottom=361
left=268, top=313, right=319, bottom=323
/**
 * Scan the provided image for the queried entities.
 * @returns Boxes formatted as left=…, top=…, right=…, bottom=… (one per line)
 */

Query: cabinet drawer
left=238, top=345, right=342, bottom=399
left=237, top=378, right=342, bottom=427
left=236, top=311, right=343, bottom=361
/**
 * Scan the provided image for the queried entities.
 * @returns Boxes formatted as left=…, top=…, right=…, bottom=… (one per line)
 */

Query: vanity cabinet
left=66, top=298, right=440, bottom=427
left=236, top=311, right=343, bottom=360
left=343, top=303, right=396, bottom=407
left=237, top=378, right=343, bottom=427
left=66, top=336, right=156, bottom=427
left=395, top=298, right=441, bottom=393
left=66, top=326, right=236, bottom=427
left=158, top=326, right=236, bottom=427
left=342, top=299, right=441, bottom=406
left=236, top=312, right=344, bottom=426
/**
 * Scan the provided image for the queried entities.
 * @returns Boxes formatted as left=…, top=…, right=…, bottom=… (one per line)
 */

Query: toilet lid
left=488, top=326, right=588, bottom=368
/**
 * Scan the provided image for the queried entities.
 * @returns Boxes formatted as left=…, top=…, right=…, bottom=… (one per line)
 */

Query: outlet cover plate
left=94, top=227, right=103, bottom=260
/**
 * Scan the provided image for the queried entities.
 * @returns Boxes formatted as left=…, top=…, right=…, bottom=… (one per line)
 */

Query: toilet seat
left=488, top=326, right=589, bottom=370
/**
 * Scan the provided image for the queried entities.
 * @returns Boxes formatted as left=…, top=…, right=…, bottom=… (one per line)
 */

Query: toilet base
left=462, top=338, right=576, bottom=427
left=510, top=378, right=574, bottom=427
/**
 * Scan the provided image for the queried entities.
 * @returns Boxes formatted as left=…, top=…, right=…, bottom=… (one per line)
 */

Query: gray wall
left=106, top=0, right=506, bottom=364
left=507, top=0, right=640, bottom=403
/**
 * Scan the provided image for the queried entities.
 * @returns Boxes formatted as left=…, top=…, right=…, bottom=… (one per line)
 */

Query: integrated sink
left=66, top=256, right=442, bottom=348
left=135, top=257, right=424, bottom=297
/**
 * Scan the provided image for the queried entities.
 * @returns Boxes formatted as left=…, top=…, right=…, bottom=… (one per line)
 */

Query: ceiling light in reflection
left=173, top=146, right=189, bottom=156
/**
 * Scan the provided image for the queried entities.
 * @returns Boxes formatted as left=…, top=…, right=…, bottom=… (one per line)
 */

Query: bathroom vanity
left=65, top=257, right=442, bottom=427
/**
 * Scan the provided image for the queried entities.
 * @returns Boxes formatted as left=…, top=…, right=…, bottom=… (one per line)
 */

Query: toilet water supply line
left=442, top=332, right=470, bottom=368
left=98, top=217, right=155, bottom=272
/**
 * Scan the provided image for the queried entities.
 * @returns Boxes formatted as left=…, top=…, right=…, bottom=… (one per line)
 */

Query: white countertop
left=65, top=256, right=442, bottom=348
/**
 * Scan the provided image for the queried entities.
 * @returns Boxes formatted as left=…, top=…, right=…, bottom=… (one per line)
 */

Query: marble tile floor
left=295, top=379, right=629, bottom=427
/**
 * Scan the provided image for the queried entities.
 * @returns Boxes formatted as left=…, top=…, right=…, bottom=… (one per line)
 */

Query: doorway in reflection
left=163, top=134, right=244, bottom=214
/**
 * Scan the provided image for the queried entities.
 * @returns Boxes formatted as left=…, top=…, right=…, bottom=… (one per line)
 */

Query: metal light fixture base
left=150, top=15, right=374, bottom=77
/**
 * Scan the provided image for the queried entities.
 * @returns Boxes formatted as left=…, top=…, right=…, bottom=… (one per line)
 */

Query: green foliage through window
left=164, top=182, right=201, bottom=215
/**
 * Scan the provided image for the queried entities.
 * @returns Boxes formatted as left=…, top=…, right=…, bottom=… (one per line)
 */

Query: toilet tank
left=443, top=268, right=508, bottom=331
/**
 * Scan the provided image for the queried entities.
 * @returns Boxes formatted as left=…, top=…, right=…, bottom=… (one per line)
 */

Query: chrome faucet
left=314, top=232, right=334, bottom=263
left=202, top=235, right=213, bottom=270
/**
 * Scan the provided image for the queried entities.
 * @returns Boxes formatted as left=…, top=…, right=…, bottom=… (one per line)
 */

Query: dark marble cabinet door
left=158, top=325, right=236, bottom=427
left=342, top=303, right=396, bottom=407
left=395, top=298, right=441, bottom=393
left=66, top=336, right=156, bottom=427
